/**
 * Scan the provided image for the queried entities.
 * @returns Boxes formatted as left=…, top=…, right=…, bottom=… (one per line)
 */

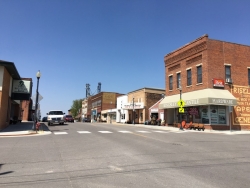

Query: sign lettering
left=232, top=85, right=250, bottom=125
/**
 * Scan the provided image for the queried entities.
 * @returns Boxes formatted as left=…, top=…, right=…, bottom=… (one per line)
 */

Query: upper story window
left=197, top=65, right=202, bottom=83
left=169, top=75, right=173, bottom=90
left=187, top=69, right=192, bottom=86
left=225, top=65, right=231, bottom=79
left=248, top=68, right=250, bottom=85
left=177, top=73, right=181, bottom=89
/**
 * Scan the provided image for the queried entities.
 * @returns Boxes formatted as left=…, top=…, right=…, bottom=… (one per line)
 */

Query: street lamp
left=34, top=70, right=41, bottom=129
left=179, top=78, right=183, bottom=130
left=110, top=101, right=112, bottom=124
left=132, top=98, right=135, bottom=125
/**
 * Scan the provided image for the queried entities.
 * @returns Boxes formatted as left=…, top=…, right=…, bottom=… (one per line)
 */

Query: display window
left=175, top=105, right=227, bottom=125
left=210, top=105, right=226, bottom=125
left=200, top=106, right=209, bottom=124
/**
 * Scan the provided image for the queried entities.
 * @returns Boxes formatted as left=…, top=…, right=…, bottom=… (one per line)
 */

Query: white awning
left=159, top=88, right=237, bottom=109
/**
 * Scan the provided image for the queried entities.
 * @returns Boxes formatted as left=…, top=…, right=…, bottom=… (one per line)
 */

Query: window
left=225, top=65, right=231, bottom=79
left=169, top=75, right=173, bottom=90
left=49, top=111, right=63, bottom=115
left=121, top=114, right=125, bottom=119
left=187, top=69, right=192, bottom=86
left=210, top=105, right=226, bottom=124
left=177, top=73, right=181, bottom=88
left=248, top=69, right=250, bottom=85
left=197, top=66, right=202, bottom=83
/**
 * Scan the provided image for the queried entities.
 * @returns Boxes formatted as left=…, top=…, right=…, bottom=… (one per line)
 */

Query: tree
left=70, top=99, right=84, bottom=118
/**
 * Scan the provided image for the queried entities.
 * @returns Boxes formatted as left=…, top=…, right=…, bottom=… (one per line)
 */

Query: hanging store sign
left=11, top=80, right=32, bottom=100
left=12, top=80, right=31, bottom=93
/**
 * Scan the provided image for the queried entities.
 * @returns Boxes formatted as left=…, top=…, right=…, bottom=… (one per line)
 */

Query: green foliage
left=70, top=98, right=84, bottom=118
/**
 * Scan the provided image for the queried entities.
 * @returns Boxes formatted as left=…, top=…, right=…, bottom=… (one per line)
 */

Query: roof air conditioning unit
left=225, top=78, right=233, bottom=84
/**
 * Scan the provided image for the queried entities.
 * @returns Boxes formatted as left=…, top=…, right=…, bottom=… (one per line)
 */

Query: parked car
left=42, top=117, right=47, bottom=122
left=64, top=115, right=74, bottom=123
left=83, top=117, right=91, bottom=122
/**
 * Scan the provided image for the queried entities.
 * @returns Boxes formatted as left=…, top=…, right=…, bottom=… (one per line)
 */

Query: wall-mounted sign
left=232, top=85, right=250, bottom=125
left=213, top=78, right=224, bottom=88
left=123, top=102, right=144, bottom=109
left=150, top=108, right=158, bottom=112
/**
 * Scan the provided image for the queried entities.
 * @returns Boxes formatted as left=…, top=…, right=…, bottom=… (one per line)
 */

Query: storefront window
left=200, top=106, right=209, bottom=124
left=210, top=105, right=226, bottom=124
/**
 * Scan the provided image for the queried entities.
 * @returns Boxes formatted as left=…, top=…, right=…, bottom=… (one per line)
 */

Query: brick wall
left=0, top=67, right=11, bottom=130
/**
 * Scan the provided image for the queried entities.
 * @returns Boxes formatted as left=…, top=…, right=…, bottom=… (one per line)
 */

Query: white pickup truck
left=47, top=110, right=65, bottom=126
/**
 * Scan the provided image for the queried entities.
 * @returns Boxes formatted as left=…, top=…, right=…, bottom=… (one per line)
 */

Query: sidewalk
left=1, top=121, right=250, bottom=137
left=0, top=121, right=51, bottom=137
left=111, top=122, right=250, bottom=135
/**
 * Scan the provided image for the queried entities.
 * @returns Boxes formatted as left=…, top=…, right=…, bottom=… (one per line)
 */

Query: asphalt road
left=0, top=122, right=249, bottom=188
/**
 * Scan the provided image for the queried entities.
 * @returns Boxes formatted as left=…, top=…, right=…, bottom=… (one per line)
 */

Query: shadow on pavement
left=0, top=122, right=49, bottom=132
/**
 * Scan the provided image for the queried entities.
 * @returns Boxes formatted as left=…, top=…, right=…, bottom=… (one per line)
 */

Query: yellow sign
left=179, top=107, right=184, bottom=113
left=177, top=99, right=185, bottom=107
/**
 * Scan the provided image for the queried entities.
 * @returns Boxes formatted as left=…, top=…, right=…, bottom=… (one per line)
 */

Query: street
left=0, top=122, right=250, bottom=188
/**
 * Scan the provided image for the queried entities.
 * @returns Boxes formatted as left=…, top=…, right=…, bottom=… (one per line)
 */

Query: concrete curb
left=0, top=130, right=52, bottom=137
left=103, top=122, right=250, bottom=135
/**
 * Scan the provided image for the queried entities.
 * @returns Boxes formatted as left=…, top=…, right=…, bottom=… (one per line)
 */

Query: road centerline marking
left=99, top=131, right=112, bottom=133
left=78, top=131, right=91, bottom=134
left=54, top=132, right=68, bottom=135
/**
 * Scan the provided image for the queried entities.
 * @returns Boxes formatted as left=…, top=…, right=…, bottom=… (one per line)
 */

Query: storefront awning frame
left=159, top=88, right=237, bottom=109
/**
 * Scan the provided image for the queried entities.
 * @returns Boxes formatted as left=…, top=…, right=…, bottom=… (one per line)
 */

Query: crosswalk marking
left=98, top=131, right=113, bottom=133
left=137, top=131, right=151, bottom=133
left=77, top=131, right=91, bottom=134
left=153, top=131, right=169, bottom=133
left=54, top=132, right=68, bottom=135
left=52, top=130, right=196, bottom=135
left=118, top=131, right=133, bottom=133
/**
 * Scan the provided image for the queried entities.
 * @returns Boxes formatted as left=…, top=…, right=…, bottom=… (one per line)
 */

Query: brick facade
left=0, top=67, right=11, bottom=129
left=127, top=88, right=165, bottom=124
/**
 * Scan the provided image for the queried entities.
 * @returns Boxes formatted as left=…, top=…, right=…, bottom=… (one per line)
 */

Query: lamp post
left=179, top=78, right=183, bottom=130
left=132, top=98, right=135, bottom=125
left=34, top=70, right=41, bottom=130
left=110, top=101, right=112, bottom=124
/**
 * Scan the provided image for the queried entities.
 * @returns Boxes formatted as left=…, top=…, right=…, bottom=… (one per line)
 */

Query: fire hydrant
left=36, top=122, right=41, bottom=131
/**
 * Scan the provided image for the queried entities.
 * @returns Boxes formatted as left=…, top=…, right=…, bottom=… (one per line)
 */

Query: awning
left=159, top=88, right=237, bottom=109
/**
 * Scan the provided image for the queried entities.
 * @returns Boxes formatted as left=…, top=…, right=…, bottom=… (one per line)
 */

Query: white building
left=116, top=95, right=128, bottom=123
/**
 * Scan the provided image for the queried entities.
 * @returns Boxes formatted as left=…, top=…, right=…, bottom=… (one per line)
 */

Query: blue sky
left=1, top=0, right=250, bottom=117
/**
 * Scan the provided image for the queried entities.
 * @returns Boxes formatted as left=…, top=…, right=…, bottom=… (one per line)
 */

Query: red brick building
left=0, top=60, right=32, bottom=130
left=88, top=92, right=124, bottom=122
left=159, top=34, right=250, bottom=130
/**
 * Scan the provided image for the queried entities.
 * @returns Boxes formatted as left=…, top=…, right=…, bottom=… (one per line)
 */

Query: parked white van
left=47, top=110, right=65, bottom=126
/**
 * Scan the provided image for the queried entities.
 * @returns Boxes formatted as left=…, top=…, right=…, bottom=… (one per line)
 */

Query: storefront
left=148, top=98, right=164, bottom=125
left=159, top=88, right=237, bottom=129
left=123, top=102, right=145, bottom=124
